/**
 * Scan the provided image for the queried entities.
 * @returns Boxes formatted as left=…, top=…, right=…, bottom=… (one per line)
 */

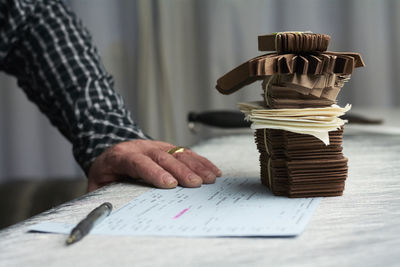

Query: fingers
left=150, top=150, right=203, bottom=187
left=123, top=154, right=179, bottom=189
left=184, top=150, right=222, bottom=177
left=173, top=152, right=217, bottom=184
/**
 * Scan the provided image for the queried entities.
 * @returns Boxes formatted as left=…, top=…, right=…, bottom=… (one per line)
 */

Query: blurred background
left=0, top=0, right=399, bottom=226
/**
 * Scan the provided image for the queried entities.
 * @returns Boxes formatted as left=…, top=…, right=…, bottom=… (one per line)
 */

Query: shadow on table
left=0, top=178, right=88, bottom=230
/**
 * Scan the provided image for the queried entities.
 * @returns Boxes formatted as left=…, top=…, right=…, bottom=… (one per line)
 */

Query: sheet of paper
left=30, top=177, right=321, bottom=237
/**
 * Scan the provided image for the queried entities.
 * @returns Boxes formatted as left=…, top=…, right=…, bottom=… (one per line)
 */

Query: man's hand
left=87, top=140, right=222, bottom=192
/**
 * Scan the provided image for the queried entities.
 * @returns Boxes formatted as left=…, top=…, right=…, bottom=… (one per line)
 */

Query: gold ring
left=167, top=146, right=185, bottom=155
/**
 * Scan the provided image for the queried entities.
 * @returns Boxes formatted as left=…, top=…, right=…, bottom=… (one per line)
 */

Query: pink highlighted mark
left=173, top=208, right=189, bottom=219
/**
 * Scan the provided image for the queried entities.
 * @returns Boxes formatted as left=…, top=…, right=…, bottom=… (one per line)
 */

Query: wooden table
left=1, top=117, right=400, bottom=266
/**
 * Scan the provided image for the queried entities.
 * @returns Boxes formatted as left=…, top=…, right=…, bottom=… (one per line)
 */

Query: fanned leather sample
left=216, top=52, right=364, bottom=95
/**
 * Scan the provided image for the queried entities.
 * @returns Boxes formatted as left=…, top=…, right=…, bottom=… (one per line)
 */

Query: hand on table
left=87, top=139, right=222, bottom=192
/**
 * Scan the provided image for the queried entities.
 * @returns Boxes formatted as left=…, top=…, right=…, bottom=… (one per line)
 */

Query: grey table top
left=1, top=126, right=400, bottom=266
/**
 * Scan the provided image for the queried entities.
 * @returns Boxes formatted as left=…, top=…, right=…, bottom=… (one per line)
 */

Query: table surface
left=1, top=111, right=400, bottom=267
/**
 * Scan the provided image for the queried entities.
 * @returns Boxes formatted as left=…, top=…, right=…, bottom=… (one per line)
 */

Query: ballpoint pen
left=66, top=202, right=112, bottom=245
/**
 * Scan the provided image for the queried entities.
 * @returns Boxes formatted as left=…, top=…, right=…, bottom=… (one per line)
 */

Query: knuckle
left=170, top=163, right=191, bottom=179
left=183, top=149, right=194, bottom=156
left=181, top=168, right=193, bottom=178
left=153, top=152, right=170, bottom=164
left=133, top=139, right=147, bottom=147
left=154, top=168, right=168, bottom=181
left=127, top=154, right=141, bottom=170
left=109, top=142, right=128, bottom=156
left=174, top=152, right=186, bottom=160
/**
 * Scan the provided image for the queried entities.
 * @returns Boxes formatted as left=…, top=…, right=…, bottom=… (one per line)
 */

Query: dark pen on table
left=66, top=202, right=113, bottom=245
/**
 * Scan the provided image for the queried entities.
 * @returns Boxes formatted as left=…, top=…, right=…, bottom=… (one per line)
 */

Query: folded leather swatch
left=258, top=32, right=331, bottom=53
left=215, top=32, right=364, bottom=198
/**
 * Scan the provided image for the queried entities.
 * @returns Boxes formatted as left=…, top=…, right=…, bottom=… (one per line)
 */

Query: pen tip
left=66, top=235, right=76, bottom=245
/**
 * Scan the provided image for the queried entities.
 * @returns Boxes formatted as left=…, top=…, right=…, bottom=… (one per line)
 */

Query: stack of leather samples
left=254, top=128, right=347, bottom=197
left=215, top=32, right=365, bottom=198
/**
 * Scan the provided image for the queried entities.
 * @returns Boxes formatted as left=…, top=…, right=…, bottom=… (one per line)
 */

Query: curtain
left=0, top=0, right=398, bottom=181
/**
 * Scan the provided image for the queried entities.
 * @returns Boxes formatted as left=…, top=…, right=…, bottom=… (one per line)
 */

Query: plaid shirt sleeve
left=0, top=0, right=149, bottom=175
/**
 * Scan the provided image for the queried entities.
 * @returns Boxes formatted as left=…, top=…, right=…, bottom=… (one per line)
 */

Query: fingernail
left=188, top=174, right=202, bottom=184
left=216, top=169, right=222, bottom=176
left=163, top=176, right=177, bottom=187
left=206, top=171, right=216, bottom=182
